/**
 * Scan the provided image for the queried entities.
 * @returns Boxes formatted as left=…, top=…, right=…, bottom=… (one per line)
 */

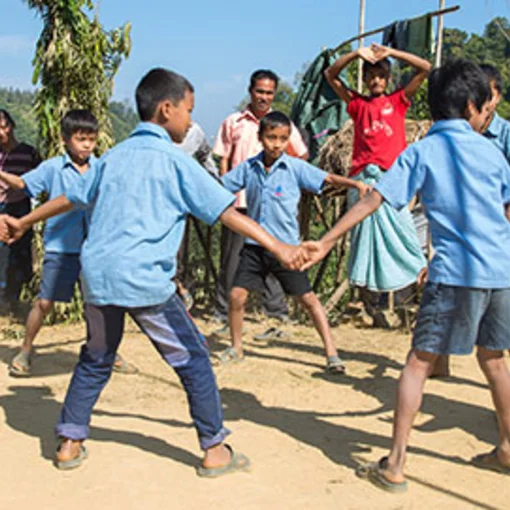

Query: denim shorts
left=39, top=252, right=81, bottom=303
left=412, top=282, right=510, bottom=355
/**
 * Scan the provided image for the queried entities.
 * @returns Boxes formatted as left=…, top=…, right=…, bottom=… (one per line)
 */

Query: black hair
left=135, top=68, right=194, bottom=121
left=258, top=111, right=291, bottom=136
left=249, top=69, right=279, bottom=90
left=362, top=59, right=391, bottom=80
left=61, top=109, right=99, bottom=139
left=479, top=63, right=503, bottom=94
left=0, top=109, right=16, bottom=129
left=428, top=59, right=490, bottom=121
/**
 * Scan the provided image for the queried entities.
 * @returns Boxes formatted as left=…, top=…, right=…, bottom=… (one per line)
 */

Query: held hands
left=275, top=240, right=330, bottom=271
left=299, top=240, right=331, bottom=271
left=0, top=215, right=28, bottom=244
left=356, top=182, right=373, bottom=198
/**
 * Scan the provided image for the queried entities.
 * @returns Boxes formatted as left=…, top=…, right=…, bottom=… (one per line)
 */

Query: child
left=218, top=111, right=371, bottom=373
left=1, top=110, right=133, bottom=377
left=301, top=60, right=510, bottom=491
left=480, top=64, right=510, bottom=162
left=1, top=68, right=307, bottom=474
left=324, top=44, right=429, bottom=295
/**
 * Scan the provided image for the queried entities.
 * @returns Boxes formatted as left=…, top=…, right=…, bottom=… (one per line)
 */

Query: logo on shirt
left=275, top=185, right=283, bottom=197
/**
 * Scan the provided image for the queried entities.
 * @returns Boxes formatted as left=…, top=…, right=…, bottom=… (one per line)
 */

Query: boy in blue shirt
left=2, top=69, right=307, bottom=475
left=481, top=64, right=510, bottom=162
left=220, top=111, right=370, bottom=373
left=1, top=110, right=133, bottom=377
left=300, top=60, right=510, bottom=491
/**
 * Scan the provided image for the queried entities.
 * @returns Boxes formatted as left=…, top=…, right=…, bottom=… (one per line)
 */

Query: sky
left=1, top=0, right=510, bottom=138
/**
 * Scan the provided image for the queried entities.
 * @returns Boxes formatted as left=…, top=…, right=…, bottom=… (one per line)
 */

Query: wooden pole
left=357, top=0, right=366, bottom=93
left=435, top=0, right=446, bottom=67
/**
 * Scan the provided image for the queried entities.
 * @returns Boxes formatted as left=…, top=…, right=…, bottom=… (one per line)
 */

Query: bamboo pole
left=357, top=0, right=366, bottom=93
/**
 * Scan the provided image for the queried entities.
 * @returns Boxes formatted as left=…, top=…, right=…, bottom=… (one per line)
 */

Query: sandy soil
left=0, top=312, right=507, bottom=510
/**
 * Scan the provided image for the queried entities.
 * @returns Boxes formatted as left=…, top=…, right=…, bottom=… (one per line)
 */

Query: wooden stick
left=325, top=279, right=350, bottom=313
left=332, top=5, right=459, bottom=53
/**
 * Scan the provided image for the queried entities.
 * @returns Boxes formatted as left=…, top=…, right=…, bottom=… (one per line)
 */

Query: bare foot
left=201, top=443, right=231, bottom=469
left=56, top=438, right=83, bottom=463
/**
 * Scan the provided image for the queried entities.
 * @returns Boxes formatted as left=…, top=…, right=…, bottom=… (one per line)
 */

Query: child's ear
left=464, top=100, right=476, bottom=120
left=158, top=100, right=174, bottom=122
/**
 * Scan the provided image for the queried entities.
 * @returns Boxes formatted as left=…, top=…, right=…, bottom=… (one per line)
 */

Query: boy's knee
left=297, top=291, right=318, bottom=310
left=407, top=349, right=440, bottom=375
left=476, top=347, right=506, bottom=375
left=230, top=288, right=248, bottom=309
left=35, top=299, right=54, bottom=316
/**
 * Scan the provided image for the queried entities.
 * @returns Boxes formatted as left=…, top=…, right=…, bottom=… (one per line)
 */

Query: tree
left=25, top=0, right=131, bottom=158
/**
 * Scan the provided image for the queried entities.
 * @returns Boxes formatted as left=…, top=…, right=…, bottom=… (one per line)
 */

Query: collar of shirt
left=237, top=107, right=273, bottom=124
left=485, top=113, right=504, bottom=139
left=129, top=122, right=173, bottom=143
left=62, top=152, right=96, bottom=173
left=427, top=119, right=474, bottom=137
left=252, top=151, right=291, bottom=174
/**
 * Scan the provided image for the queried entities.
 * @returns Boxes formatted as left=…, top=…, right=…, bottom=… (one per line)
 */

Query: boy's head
left=428, top=59, right=491, bottom=132
left=258, top=111, right=291, bottom=161
left=135, top=68, right=194, bottom=143
left=479, top=63, right=503, bottom=117
left=0, top=109, right=16, bottom=147
left=362, top=59, right=391, bottom=96
left=249, top=69, right=279, bottom=116
left=61, top=109, right=98, bottom=165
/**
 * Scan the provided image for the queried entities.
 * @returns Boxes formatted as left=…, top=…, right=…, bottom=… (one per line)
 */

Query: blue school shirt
left=65, top=122, right=235, bottom=307
left=484, top=112, right=510, bottom=163
left=375, top=119, right=510, bottom=289
left=22, top=153, right=95, bottom=254
left=222, top=152, right=327, bottom=246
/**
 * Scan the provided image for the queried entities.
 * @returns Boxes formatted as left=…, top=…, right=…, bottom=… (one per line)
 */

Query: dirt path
left=0, top=313, right=507, bottom=510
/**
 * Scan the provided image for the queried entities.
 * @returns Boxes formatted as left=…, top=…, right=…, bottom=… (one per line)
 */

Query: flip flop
left=472, top=448, right=510, bottom=475
left=326, top=355, right=346, bottom=374
left=217, top=347, right=244, bottom=365
left=253, top=327, right=289, bottom=341
left=112, top=354, right=138, bottom=375
left=196, top=445, right=250, bottom=478
left=55, top=443, right=88, bottom=470
left=356, top=457, right=408, bottom=493
left=9, top=350, right=31, bottom=377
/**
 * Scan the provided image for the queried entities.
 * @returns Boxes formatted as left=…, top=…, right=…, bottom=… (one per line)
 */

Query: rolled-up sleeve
left=179, top=156, right=235, bottom=225
left=375, top=146, right=425, bottom=210
left=66, top=161, right=102, bottom=209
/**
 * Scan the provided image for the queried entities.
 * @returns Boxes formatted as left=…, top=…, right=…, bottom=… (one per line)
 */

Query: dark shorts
left=39, top=252, right=81, bottom=303
left=413, top=282, right=510, bottom=355
left=232, top=244, right=311, bottom=297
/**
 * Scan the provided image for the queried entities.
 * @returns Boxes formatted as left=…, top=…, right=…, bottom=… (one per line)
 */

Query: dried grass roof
left=318, top=119, right=432, bottom=175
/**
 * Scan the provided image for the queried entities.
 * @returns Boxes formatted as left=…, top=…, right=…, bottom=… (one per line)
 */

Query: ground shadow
left=1, top=386, right=199, bottom=468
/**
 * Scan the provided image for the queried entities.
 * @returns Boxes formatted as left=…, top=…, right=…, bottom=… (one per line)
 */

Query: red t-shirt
left=347, top=89, right=410, bottom=177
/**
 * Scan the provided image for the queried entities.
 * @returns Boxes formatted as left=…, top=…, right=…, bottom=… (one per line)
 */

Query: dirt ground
left=0, top=311, right=508, bottom=510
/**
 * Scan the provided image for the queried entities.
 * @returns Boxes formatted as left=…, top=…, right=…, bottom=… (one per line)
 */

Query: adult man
left=213, top=70, right=308, bottom=332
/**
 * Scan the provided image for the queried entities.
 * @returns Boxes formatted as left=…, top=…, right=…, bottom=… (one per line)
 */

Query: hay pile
left=318, top=119, right=432, bottom=175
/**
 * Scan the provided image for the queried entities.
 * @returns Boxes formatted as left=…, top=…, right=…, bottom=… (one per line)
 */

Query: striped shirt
left=0, top=142, right=41, bottom=203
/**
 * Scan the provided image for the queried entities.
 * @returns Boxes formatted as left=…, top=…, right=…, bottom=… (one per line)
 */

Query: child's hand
left=300, top=241, right=330, bottom=271
left=4, top=216, right=27, bottom=244
left=357, top=46, right=377, bottom=64
left=276, top=243, right=309, bottom=271
left=417, top=266, right=428, bottom=286
left=371, top=43, right=392, bottom=61
left=0, top=215, right=9, bottom=243
left=356, top=182, right=373, bottom=198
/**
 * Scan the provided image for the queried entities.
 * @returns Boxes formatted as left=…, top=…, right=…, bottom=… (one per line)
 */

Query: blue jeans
left=56, top=294, right=230, bottom=450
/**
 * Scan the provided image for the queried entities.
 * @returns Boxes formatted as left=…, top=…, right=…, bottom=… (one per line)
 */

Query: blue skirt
left=347, top=164, right=426, bottom=292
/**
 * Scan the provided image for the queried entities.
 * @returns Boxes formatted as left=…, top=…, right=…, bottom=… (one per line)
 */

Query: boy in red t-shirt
left=323, top=44, right=429, bottom=297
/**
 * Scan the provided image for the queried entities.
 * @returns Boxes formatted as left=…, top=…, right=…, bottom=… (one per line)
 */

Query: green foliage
left=25, top=0, right=131, bottom=158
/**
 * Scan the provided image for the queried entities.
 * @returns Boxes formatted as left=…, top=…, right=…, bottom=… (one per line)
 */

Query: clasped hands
left=0, top=215, right=28, bottom=245
left=358, top=43, right=393, bottom=64
left=275, top=240, right=330, bottom=272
